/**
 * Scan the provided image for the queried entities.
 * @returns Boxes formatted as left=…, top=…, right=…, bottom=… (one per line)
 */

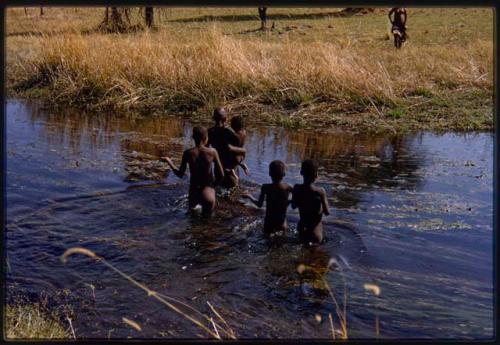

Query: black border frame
left=0, top=2, right=498, bottom=344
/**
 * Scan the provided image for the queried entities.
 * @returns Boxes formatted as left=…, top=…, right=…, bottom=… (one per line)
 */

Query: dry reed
left=122, top=317, right=142, bottom=332
left=11, top=27, right=492, bottom=119
left=61, top=247, right=236, bottom=339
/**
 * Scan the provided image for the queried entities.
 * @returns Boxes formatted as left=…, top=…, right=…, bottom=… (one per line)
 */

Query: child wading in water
left=228, top=115, right=250, bottom=181
left=291, top=160, right=330, bottom=244
left=242, top=160, right=292, bottom=235
left=207, top=107, right=245, bottom=188
left=163, top=126, right=224, bottom=217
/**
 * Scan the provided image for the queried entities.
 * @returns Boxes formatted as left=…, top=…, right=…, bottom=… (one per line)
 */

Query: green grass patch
left=386, top=107, right=406, bottom=119
left=407, top=87, right=434, bottom=98
left=5, top=303, right=71, bottom=339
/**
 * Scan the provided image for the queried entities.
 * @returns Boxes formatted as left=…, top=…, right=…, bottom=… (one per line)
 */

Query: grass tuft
left=386, top=107, right=406, bottom=119
left=5, top=303, right=70, bottom=339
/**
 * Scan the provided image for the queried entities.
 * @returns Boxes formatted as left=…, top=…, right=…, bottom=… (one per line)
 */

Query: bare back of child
left=291, top=160, right=330, bottom=244
left=208, top=107, right=243, bottom=188
left=163, top=126, right=224, bottom=217
left=242, top=160, right=292, bottom=235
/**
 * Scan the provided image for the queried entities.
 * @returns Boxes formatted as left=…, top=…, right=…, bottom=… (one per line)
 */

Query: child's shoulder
left=273, top=182, right=292, bottom=190
left=205, top=146, right=218, bottom=155
left=183, top=147, right=196, bottom=158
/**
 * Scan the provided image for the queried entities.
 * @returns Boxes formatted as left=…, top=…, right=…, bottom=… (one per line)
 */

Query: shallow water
left=5, top=100, right=493, bottom=339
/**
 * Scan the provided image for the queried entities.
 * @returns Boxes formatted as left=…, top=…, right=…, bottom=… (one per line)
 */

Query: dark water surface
left=5, top=100, right=493, bottom=339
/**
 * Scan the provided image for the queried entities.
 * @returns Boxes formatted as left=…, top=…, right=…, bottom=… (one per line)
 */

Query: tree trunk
left=99, top=7, right=130, bottom=32
left=110, top=7, right=121, bottom=24
left=123, top=8, right=131, bottom=24
left=145, top=7, right=154, bottom=28
left=40, top=7, right=44, bottom=16
left=24, top=8, right=28, bottom=16
left=258, top=7, right=267, bottom=30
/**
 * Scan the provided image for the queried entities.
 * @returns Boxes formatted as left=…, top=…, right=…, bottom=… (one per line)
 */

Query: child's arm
left=163, top=152, right=188, bottom=178
left=242, top=185, right=266, bottom=208
left=320, top=188, right=330, bottom=216
left=228, top=144, right=246, bottom=155
left=239, top=162, right=250, bottom=175
left=213, top=149, right=225, bottom=180
left=206, top=129, right=212, bottom=147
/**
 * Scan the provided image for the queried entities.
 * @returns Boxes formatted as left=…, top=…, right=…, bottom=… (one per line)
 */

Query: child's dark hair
left=213, top=107, right=227, bottom=123
left=192, top=126, right=208, bottom=144
left=300, top=159, right=318, bottom=180
left=269, top=160, right=286, bottom=181
left=230, top=116, right=244, bottom=132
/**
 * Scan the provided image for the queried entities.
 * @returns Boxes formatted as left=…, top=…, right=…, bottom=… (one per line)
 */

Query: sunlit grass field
left=6, top=7, right=494, bottom=132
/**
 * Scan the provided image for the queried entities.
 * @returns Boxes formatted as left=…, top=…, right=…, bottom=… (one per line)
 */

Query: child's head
left=192, top=125, right=208, bottom=145
left=213, top=107, right=227, bottom=125
left=269, top=160, right=286, bottom=182
left=230, top=116, right=244, bottom=132
left=300, top=159, right=318, bottom=183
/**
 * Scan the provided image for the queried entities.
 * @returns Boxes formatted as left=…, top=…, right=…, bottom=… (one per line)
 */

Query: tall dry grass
left=11, top=26, right=492, bottom=117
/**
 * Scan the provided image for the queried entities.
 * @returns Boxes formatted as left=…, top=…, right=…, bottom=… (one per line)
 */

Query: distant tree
left=145, top=7, right=154, bottom=28
left=258, top=7, right=267, bottom=30
left=99, top=7, right=129, bottom=32
left=123, top=7, right=131, bottom=25
left=110, top=7, right=123, bottom=27
left=99, top=6, right=152, bottom=33
left=104, top=7, right=109, bottom=24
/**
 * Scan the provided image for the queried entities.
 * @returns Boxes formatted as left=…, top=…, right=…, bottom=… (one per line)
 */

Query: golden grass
left=5, top=303, right=70, bottom=339
left=6, top=7, right=494, bottom=131
left=122, top=317, right=142, bottom=332
left=12, top=27, right=491, bottom=110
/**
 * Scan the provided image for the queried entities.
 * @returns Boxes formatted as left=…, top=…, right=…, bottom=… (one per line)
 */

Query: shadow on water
left=6, top=100, right=493, bottom=339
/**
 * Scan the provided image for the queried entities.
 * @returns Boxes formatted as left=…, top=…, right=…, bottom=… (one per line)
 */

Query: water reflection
left=6, top=100, right=493, bottom=339
left=26, top=102, right=425, bottom=200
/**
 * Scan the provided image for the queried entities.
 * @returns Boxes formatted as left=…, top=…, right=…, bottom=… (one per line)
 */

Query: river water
left=5, top=99, right=494, bottom=339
